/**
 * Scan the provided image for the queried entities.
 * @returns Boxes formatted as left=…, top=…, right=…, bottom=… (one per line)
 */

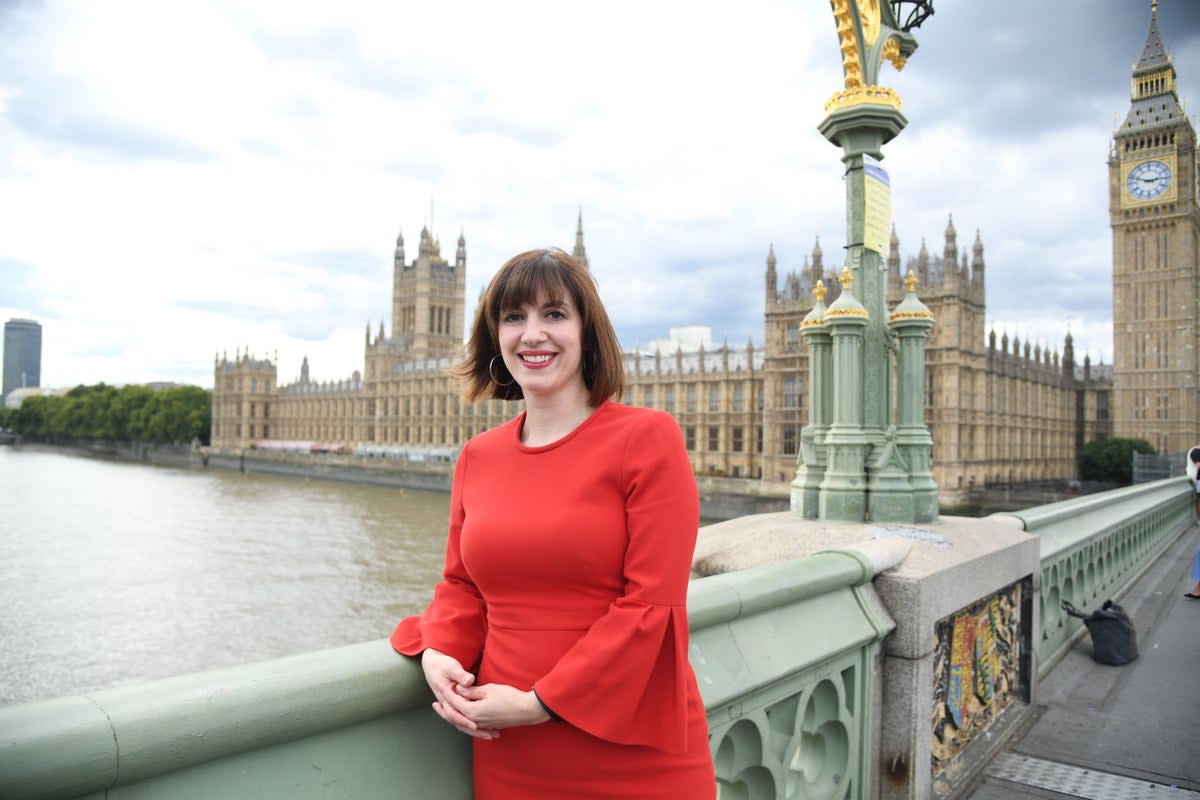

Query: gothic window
left=685, top=426, right=696, bottom=451
left=707, top=427, right=719, bottom=451
left=782, top=375, right=800, bottom=408
left=643, top=386, right=653, bottom=406
left=686, top=384, right=697, bottom=413
left=709, top=385, right=719, bottom=413
left=251, top=378, right=258, bottom=393
left=733, top=383, right=745, bottom=413
left=782, top=426, right=798, bottom=455
left=664, top=386, right=675, bottom=413
left=732, top=427, right=744, bottom=452
left=786, top=323, right=800, bottom=351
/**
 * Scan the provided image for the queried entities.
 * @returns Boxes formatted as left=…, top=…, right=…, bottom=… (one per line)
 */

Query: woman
left=390, top=248, right=715, bottom=798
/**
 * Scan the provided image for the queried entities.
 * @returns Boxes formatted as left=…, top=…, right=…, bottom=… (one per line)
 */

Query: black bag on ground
left=1061, top=599, right=1139, bottom=665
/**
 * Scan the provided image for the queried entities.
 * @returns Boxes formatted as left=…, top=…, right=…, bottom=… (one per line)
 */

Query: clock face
left=1126, top=160, right=1172, bottom=201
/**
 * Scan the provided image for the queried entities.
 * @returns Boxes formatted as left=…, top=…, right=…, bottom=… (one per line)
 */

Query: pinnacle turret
left=811, top=237, right=824, bottom=287
left=766, top=244, right=778, bottom=305
left=1135, top=1, right=1170, bottom=75
left=573, top=208, right=589, bottom=270
left=1120, top=0, right=1182, bottom=132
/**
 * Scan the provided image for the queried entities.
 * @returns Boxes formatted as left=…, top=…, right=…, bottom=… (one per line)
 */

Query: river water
left=0, top=447, right=454, bottom=707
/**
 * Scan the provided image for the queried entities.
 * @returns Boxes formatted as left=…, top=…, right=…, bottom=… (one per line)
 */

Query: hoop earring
left=488, top=354, right=514, bottom=387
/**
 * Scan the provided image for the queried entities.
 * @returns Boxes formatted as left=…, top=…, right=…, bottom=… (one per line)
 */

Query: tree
left=1079, top=437, right=1156, bottom=485
left=11, top=395, right=50, bottom=439
left=6, top=384, right=211, bottom=445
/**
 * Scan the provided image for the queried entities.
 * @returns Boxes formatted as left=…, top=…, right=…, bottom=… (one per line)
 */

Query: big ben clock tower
left=1110, top=0, right=1200, bottom=454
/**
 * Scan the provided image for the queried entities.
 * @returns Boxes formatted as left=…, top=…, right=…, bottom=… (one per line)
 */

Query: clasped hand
left=421, top=648, right=551, bottom=740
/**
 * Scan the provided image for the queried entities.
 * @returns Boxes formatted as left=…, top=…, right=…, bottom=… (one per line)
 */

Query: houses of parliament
left=211, top=6, right=1197, bottom=503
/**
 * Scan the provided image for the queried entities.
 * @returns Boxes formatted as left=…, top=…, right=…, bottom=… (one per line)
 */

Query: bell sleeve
left=389, top=444, right=486, bottom=670
left=532, top=412, right=700, bottom=754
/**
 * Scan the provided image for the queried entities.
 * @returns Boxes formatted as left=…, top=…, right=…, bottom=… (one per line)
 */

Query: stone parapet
left=695, top=512, right=1040, bottom=800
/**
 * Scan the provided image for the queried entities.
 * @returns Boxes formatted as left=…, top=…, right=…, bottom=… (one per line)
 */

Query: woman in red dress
left=391, top=248, right=715, bottom=799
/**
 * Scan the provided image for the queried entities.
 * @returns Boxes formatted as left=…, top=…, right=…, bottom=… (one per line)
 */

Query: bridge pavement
left=963, top=520, right=1200, bottom=800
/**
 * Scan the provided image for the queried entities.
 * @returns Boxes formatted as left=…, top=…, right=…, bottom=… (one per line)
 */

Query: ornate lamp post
left=794, top=0, right=936, bottom=522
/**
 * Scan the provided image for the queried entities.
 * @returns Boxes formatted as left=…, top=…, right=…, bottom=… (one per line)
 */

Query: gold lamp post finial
left=839, top=265, right=854, bottom=290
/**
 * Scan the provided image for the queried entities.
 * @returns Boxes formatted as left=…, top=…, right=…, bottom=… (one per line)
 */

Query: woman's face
left=497, top=289, right=586, bottom=402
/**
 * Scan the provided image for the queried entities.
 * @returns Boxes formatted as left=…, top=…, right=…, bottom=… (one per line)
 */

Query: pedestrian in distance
left=1186, top=445, right=1200, bottom=600
left=390, top=248, right=716, bottom=799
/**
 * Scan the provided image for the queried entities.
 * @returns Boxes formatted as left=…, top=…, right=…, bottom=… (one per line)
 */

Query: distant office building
left=2, top=318, right=42, bottom=401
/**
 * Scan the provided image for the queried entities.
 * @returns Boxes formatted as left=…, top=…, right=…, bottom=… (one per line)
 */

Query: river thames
left=0, top=446, right=455, bottom=707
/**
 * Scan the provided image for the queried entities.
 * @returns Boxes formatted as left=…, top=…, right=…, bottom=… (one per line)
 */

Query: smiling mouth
left=521, top=354, right=554, bottom=363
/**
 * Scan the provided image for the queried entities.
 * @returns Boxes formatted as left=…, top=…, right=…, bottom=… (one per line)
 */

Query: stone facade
left=212, top=212, right=1111, bottom=504
left=759, top=226, right=1111, bottom=497
left=1110, top=3, right=1200, bottom=454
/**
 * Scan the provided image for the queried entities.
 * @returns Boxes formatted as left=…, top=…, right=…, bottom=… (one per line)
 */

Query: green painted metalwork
left=698, top=549, right=895, bottom=800
left=0, top=548, right=897, bottom=800
left=0, top=480, right=1193, bottom=799
left=0, top=640, right=472, bottom=800
left=888, top=283, right=937, bottom=522
left=991, top=477, right=1194, bottom=674
left=792, top=296, right=831, bottom=518
left=796, top=0, right=939, bottom=523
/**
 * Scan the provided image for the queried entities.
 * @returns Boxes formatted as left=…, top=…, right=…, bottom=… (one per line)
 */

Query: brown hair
left=452, top=248, right=624, bottom=405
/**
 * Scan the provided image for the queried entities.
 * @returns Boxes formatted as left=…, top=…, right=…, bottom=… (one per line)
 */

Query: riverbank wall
left=13, top=440, right=1096, bottom=519
left=9, top=441, right=790, bottom=521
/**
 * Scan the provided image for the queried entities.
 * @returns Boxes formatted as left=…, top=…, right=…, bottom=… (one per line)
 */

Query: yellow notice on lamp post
left=863, top=154, right=892, bottom=256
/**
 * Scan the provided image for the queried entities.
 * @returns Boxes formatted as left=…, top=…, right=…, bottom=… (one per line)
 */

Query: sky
left=2, top=0, right=1199, bottom=390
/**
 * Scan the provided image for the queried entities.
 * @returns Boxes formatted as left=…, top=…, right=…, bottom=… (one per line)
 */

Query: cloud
left=5, top=94, right=214, bottom=162
left=0, top=257, right=55, bottom=316
left=273, top=248, right=385, bottom=280
left=903, top=1, right=1200, bottom=140
left=173, top=299, right=281, bottom=324
left=248, top=26, right=437, bottom=101
left=454, top=115, right=568, bottom=148
left=1, top=0, right=1195, bottom=388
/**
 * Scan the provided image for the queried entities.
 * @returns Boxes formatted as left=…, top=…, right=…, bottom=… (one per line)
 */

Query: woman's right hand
left=420, top=648, right=499, bottom=740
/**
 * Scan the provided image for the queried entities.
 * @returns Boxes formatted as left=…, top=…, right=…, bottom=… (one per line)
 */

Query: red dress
left=391, top=401, right=715, bottom=799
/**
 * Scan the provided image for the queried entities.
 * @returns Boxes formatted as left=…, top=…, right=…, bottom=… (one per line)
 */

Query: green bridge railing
left=0, top=544, right=903, bottom=800
left=992, top=476, right=1194, bottom=674
left=0, top=479, right=1194, bottom=800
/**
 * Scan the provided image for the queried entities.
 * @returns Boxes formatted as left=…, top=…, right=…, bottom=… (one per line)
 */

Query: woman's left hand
left=442, top=682, right=552, bottom=730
